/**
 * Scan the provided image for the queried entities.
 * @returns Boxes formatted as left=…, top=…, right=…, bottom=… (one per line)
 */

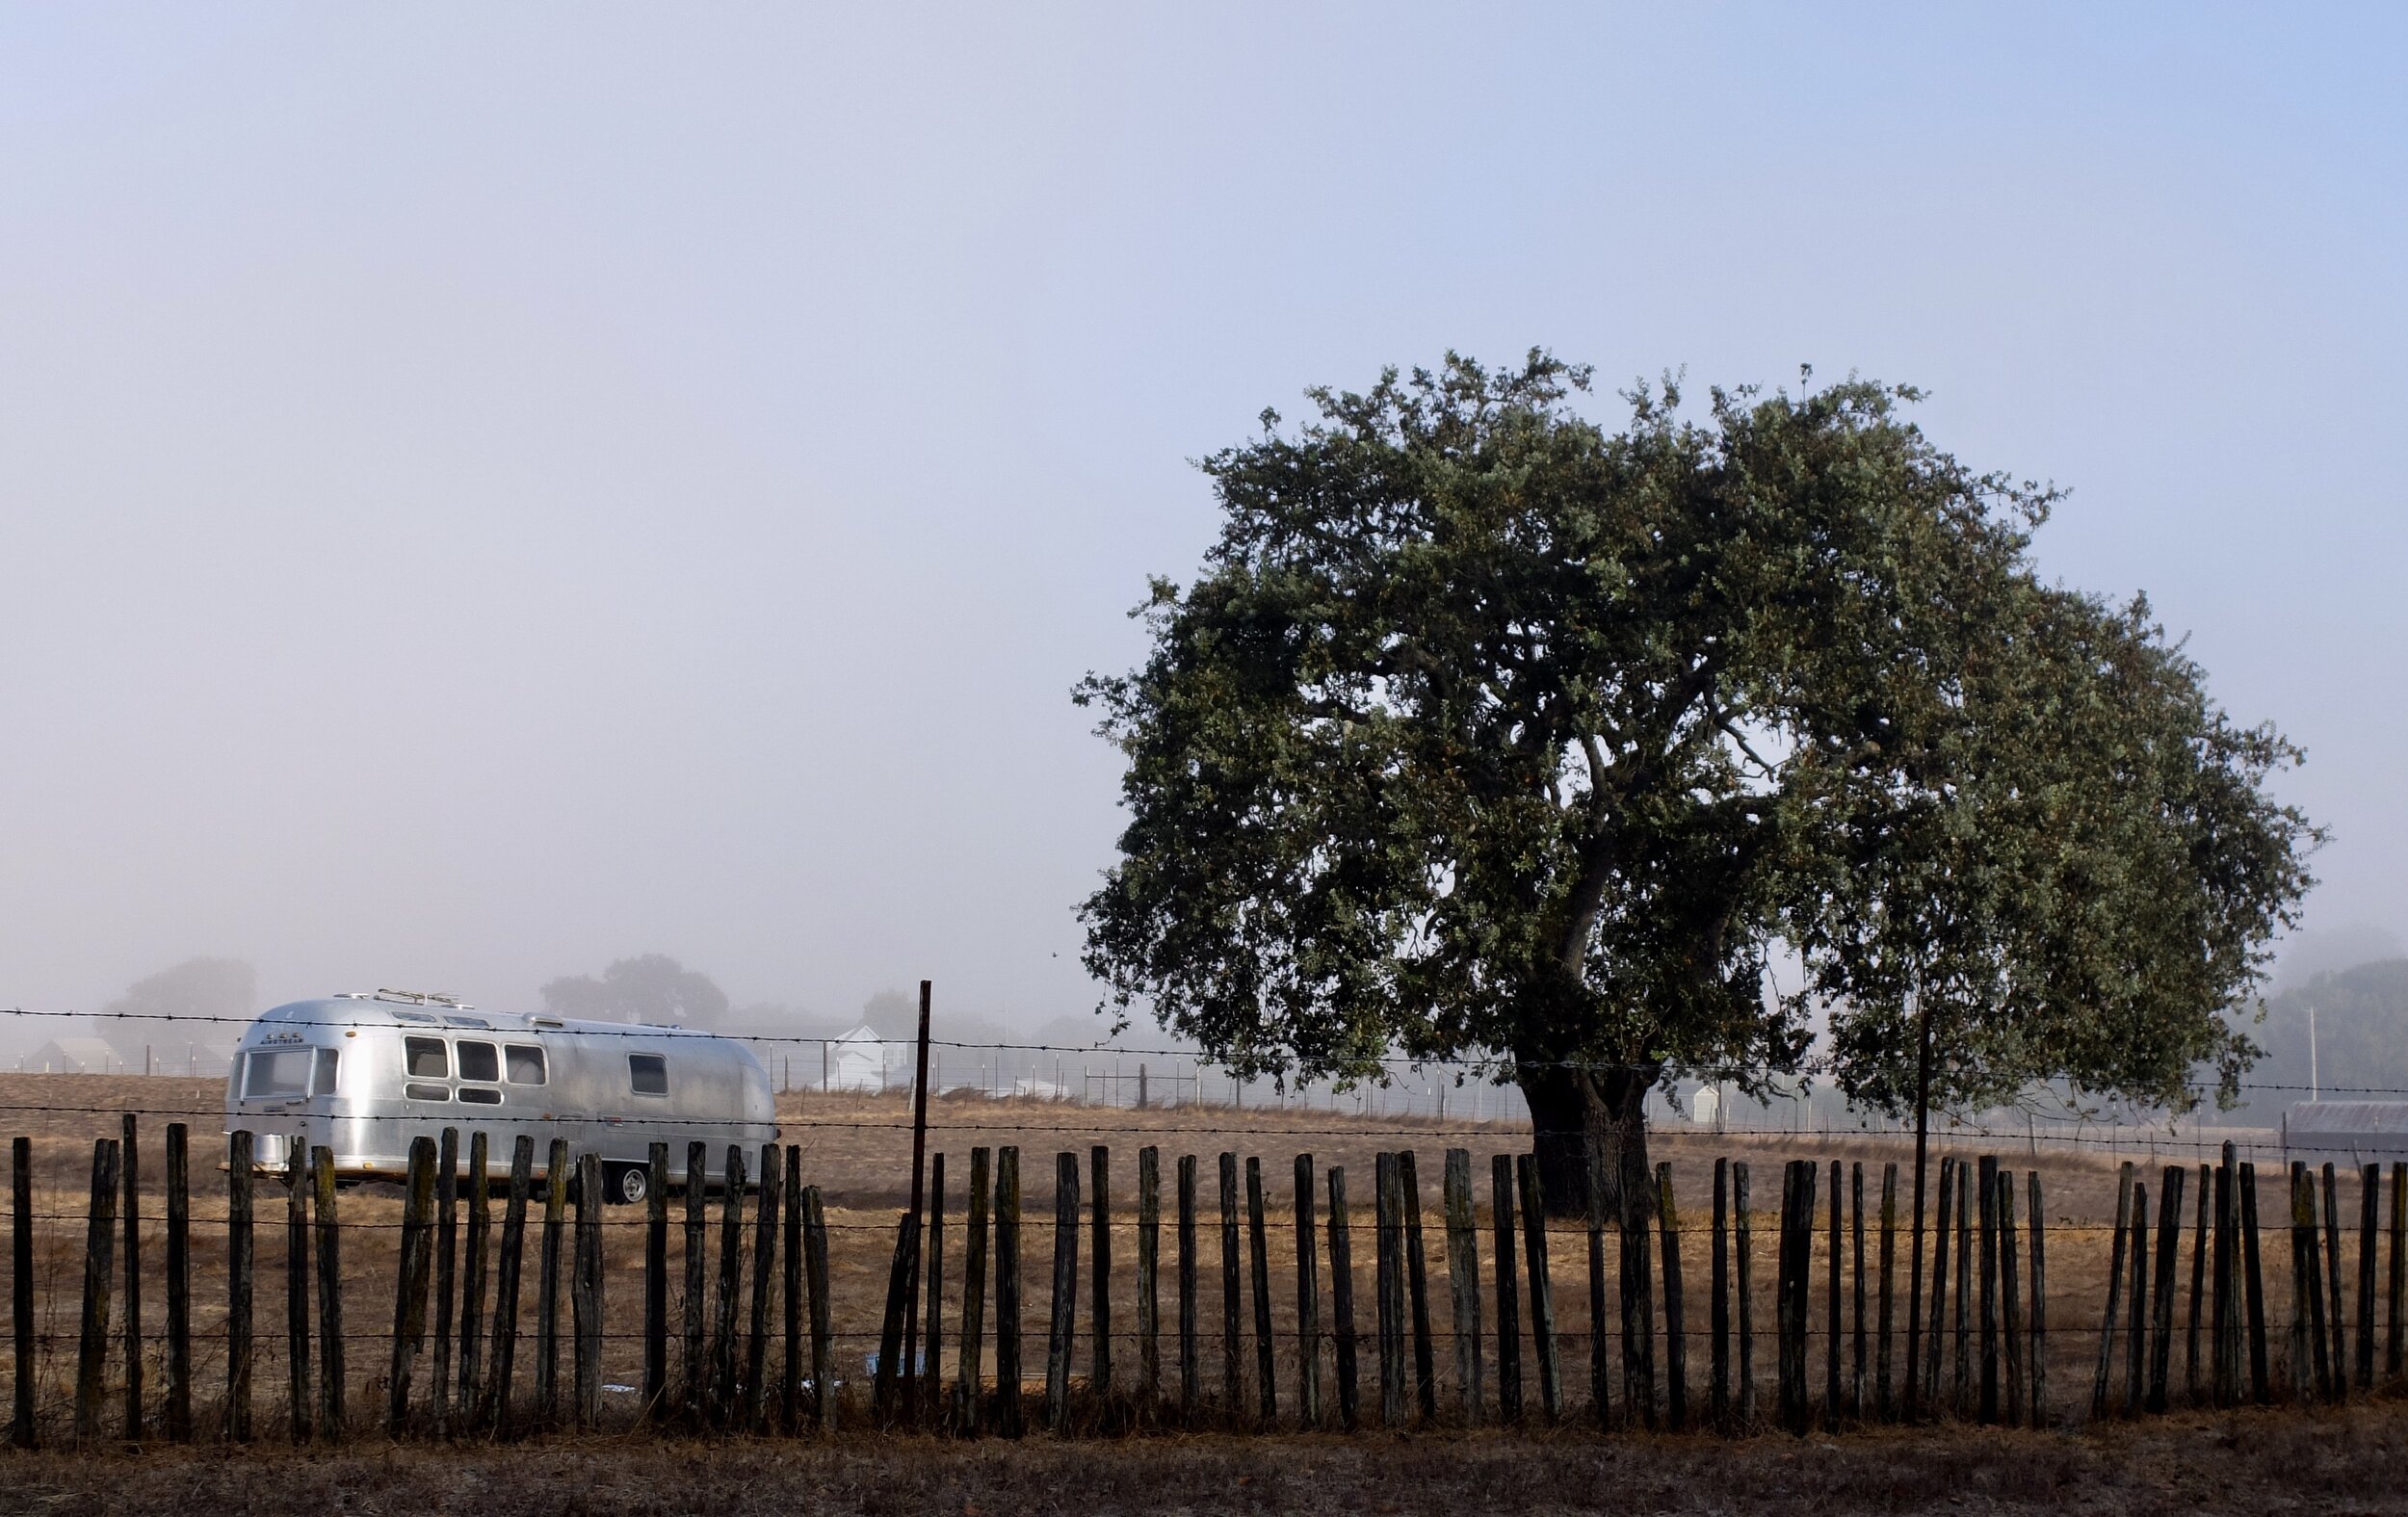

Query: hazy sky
left=2, top=6, right=2402, bottom=1034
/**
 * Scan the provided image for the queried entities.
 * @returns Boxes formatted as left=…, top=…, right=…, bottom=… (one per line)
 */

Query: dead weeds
left=5, top=1403, right=2408, bottom=1517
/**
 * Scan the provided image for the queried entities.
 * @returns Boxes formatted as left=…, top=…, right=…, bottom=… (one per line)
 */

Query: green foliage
left=1077, top=352, right=2317, bottom=1135
left=1799, top=587, right=2321, bottom=1119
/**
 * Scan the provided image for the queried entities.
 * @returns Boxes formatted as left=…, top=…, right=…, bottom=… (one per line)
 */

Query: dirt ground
left=4, top=1402, right=2408, bottom=1515
left=0, top=1074, right=2367, bottom=1445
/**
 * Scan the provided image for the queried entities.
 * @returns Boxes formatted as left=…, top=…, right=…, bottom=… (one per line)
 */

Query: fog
left=2, top=8, right=2403, bottom=1048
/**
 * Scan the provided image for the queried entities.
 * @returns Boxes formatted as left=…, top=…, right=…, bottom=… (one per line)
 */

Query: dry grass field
left=0, top=1405, right=2405, bottom=1514
left=0, top=1073, right=2369, bottom=1451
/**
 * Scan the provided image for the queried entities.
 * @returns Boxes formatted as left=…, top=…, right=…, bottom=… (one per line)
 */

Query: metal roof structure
left=2282, top=1101, right=2408, bottom=1160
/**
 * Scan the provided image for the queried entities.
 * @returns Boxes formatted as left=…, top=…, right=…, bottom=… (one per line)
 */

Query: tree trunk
left=1520, top=1061, right=1658, bottom=1223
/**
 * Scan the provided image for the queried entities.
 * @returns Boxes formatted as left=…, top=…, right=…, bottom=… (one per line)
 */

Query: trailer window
left=311, top=1047, right=340, bottom=1097
left=406, top=1036, right=448, bottom=1078
left=505, top=1045, right=545, bottom=1085
left=244, top=1049, right=312, bottom=1099
left=458, top=1086, right=502, bottom=1105
left=456, top=1040, right=499, bottom=1083
left=628, top=1054, right=668, bottom=1097
left=405, top=1083, right=449, bottom=1102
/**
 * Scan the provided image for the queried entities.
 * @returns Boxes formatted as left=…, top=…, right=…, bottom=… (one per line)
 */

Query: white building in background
left=824, top=1025, right=891, bottom=1092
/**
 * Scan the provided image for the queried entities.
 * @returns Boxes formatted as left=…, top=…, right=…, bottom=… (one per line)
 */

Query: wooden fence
left=5, top=1122, right=2402, bottom=1444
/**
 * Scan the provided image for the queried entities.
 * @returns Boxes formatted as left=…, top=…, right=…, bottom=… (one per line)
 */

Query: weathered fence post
left=1400, top=1151, right=1437, bottom=1425
left=1329, top=1164, right=1360, bottom=1430
left=74, top=1138, right=119, bottom=1441
left=1828, top=1158, right=1845, bottom=1425
left=1517, top=1154, right=1561, bottom=1422
left=682, top=1140, right=707, bottom=1427
left=2308, top=1164, right=2336, bottom=1398
left=1851, top=1161, right=1868, bottom=1420
left=388, top=1136, right=436, bottom=1434
left=2290, top=1162, right=2316, bottom=1402
left=2391, top=1162, right=2406, bottom=1382
left=539, top=1137, right=570, bottom=1425
left=165, top=1122, right=192, bottom=1442
left=432, top=1127, right=458, bottom=1436
left=1620, top=1155, right=1657, bottom=1429
left=312, top=1146, right=344, bottom=1438
left=748, top=1140, right=785, bottom=1431
left=644, top=1141, right=668, bottom=1421
left=1218, top=1152, right=1243, bottom=1420
left=1246, top=1157, right=1276, bottom=1425
left=2187, top=1163, right=2210, bottom=1403
left=712, top=1146, right=746, bottom=1423
left=1923, top=1156, right=1951, bottom=1413
left=223, top=1131, right=253, bottom=1444
left=121, top=1112, right=142, bottom=1445
left=1088, top=1146, right=1111, bottom=1405
left=1997, top=1166, right=2022, bottom=1426
left=458, top=1132, right=488, bottom=1422
left=919, top=1149, right=943, bottom=1427
left=2241, top=1161, right=2270, bottom=1403
left=2358, top=1162, right=2379, bottom=1392
left=803, top=1181, right=835, bottom=1433
left=1491, top=1154, right=1521, bottom=1425
left=483, top=1135, right=534, bottom=1431
left=11, top=1137, right=32, bottom=1449
left=1951, top=1160, right=1970, bottom=1414
left=1136, top=1146, right=1159, bottom=1413
left=1376, top=1152, right=1405, bottom=1427
left=2027, top=1170, right=2048, bottom=1426
left=2131, top=1180, right=2159, bottom=1421
left=2323, top=1163, right=2347, bottom=1398
left=1734, top=1161, right=1752, bottom=1427
left=1977, top=1154, right=1998, bottom=1424
left=1877, top=1162, right=1898, bottom=1420
left=2149, top=1164, right=2184, bottom=1413
left=1175, top=1152, right=1197, bottom=1421
left=1046, top=1151, right=1080, bottom=1430
left=573, top=1152, right=602, bottom=1429
left=1659, top=1161, right=1687, bottom=1431
left=1775, top=1159, right=1807, bottom=1435
left=1710, top=1158, right=1730, bottom=1427
left=679, top=1146, right=703, bottom=1435
left=2212, top=1149, right=2238, bottom=1405
left=1586, top=1142, right=1611, bottom=1428
left=2091, top=1161, right=2133, bottom=1420
left=286, top=1140, right=311, bottom=1445
left=960, top=1146, right=992, bottom=1432
left=1442, top=1149, right=1484, bottom=1425
left=1297, top=1154, right=1323, bottom=1427
left=782, top=1147, right=801, bottom=1432
left=2319, top=1164, right=2346, bottom=1395
left=872, top=1213, right=914, bottom=1425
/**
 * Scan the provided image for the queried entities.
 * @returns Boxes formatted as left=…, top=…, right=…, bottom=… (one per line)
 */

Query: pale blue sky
left=1, top=6, right=2400, bottom=1030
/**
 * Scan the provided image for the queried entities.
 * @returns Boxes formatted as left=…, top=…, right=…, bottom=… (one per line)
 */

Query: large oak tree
left=1077, top=353, right=2316, bottom=1217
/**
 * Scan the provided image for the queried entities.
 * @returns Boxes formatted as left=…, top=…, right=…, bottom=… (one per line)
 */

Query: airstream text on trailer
left=224, top=991, right=777, bottom=1203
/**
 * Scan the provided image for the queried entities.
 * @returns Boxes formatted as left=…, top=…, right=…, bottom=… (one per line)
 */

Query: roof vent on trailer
left=364, top=988, right=475, bottom=1010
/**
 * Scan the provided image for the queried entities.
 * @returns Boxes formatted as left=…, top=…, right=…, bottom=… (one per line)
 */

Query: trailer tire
left=603, top=1161, right=650, bottom=1207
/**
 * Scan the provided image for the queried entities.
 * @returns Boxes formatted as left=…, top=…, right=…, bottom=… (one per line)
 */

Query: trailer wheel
left=604, top=1162, right=650, bottom=1207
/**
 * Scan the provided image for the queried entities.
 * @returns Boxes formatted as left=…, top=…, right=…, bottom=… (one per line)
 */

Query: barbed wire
left=0, top=1097, right=2356, bottom=1156
left=0, top=1004, right=2376, bottom=1095
left=0, top=1205, right=2265, bottom=1238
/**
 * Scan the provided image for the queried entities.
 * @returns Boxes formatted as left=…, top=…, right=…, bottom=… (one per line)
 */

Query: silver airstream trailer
left=224, top=991, right=777, bottom=1204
